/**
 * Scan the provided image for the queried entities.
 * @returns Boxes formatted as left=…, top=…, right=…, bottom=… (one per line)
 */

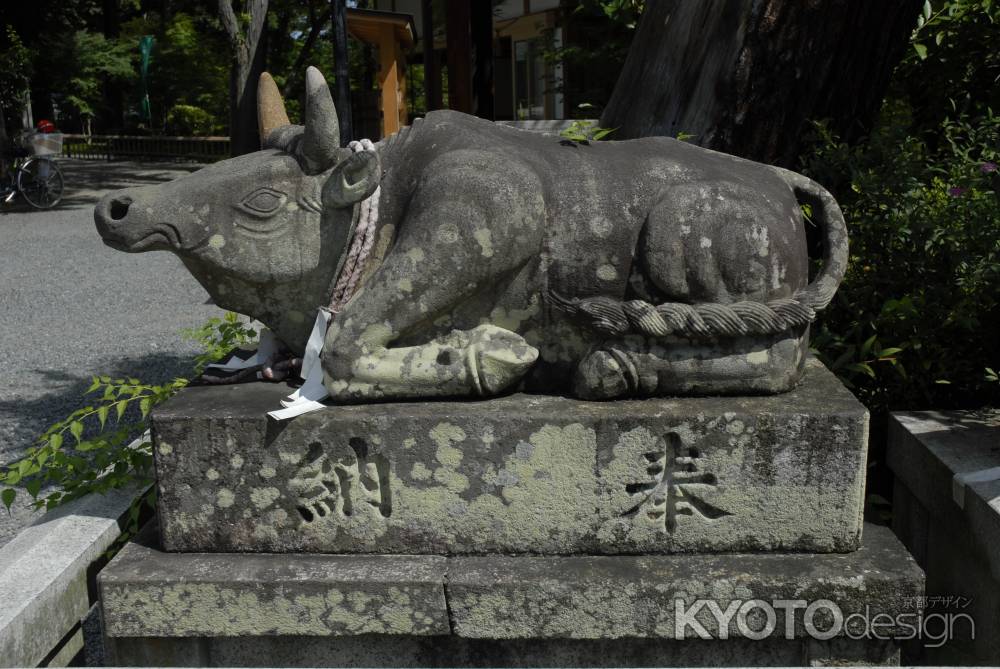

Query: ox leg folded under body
left=323, top=323, right=537, bottom=400
left=321, top=154, right=544, bottom=401
left=572, top=329, right=810, bottom=399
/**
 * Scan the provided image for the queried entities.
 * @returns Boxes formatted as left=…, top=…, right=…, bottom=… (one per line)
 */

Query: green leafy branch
left=909, top=0, right=995, bottom=60
left=182, top=312, right=258, bottom=373
left=812, top=330, right=906, bottom=390
left=560, top=119, right=616, bottom=143
left=0, top=312, right=257, bottom=540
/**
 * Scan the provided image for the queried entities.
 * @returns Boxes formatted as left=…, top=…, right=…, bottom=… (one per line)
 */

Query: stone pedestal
left=99, top=359, right=925, bottom=667
left=888, top=411, right=1000, bottom=665
left=151, top=359, right=868, bottom=555
left=99, top=524, right=921, bottom=667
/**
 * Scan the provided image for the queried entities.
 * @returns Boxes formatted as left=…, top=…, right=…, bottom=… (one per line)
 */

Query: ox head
left=95, top=67, right=380, bottom=323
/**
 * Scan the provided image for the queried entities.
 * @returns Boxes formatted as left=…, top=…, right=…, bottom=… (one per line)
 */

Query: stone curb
left=0, top=484, right=143, bottom=668
left=888, top=410, right=1000, bottom=664
left=888, top=411, right=1000, bottom=580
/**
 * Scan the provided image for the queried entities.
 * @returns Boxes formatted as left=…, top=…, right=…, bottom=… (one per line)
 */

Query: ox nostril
left=109, top=196, right=132, bottom=221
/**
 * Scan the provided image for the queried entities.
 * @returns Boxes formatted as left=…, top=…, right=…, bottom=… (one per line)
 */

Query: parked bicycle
left=1, top=123, right=65, bottom=209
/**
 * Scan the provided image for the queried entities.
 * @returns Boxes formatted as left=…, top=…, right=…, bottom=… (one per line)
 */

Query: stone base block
left=152, top=359, right=868, bottom=554
left=99, top=524, right=922, bottom=667
left=105, top=635, right=901, bottom=668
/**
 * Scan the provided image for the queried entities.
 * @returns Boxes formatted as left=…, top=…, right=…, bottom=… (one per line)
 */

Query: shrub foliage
left=804, top=107, right=1000, bottom=414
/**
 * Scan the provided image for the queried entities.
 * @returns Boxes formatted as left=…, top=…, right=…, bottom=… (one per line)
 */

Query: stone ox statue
left=96, top=67, right=848, bottom=402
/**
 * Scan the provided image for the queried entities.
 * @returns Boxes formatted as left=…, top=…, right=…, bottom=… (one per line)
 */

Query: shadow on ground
left=0, top=351, right=203, bottom=544
left=1, top=158, right=201, bottom=212
left=0, top=351, right=198, bottom=462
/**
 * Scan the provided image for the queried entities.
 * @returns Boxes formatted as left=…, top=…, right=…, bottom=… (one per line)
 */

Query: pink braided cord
left=328, top=139, right=380, bottom=313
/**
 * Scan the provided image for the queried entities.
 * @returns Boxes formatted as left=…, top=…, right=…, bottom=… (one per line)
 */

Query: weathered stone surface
left=44, top=627, right=84, bottom=667
left=152, top=359, right=868, bottom=554
left=99, top=524, right=919, bottom=666
left=105, top=634, right=899, bottom=667
left=893, top=481, right=997, bottom=665
left=96, top=66, right=850, bottom=402
left=0, top=484, right=138, bottom=668
left=888, top=411, right=1000, bottom=664
left=888, top=411, right=1000, bottom=580
left=99, top=528, right=449, bottom=638
left=447, top=524, right=922, bottom=640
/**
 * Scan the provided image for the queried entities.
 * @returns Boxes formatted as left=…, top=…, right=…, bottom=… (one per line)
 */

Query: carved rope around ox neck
left=265, top=140, right=382, bottom=420
left=327, top=138, right=380, bottom=313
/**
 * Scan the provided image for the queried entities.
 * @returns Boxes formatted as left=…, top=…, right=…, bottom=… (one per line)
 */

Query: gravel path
left=0, top=159, right=225, bottom=546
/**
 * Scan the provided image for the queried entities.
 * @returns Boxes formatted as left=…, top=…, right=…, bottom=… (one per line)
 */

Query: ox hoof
left=465, top=325, right=539, bottom=396
left=573, top=349, right=635, bottom=400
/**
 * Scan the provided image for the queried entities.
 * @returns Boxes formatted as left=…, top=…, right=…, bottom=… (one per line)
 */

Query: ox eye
left=238, top=187, right=286, bottom=218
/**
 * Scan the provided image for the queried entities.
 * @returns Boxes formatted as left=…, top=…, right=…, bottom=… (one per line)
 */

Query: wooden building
left=346, top=8, right=416, bottom=139
left=370, top=0, right=567, bottom=122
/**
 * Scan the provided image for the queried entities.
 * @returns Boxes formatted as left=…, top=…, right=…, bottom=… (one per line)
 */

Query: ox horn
left=301, top=66, right=343, bottom=173
left=257, top=72, right=291, bottom=146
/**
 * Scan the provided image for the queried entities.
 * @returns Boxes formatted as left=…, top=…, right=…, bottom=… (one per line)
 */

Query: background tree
left=891, top=0, right=1000, bottom=134
left=0, top=26, right=33, bottom=177
left=135, top=10, right=230, bottom=134
left=48, top=31, right=135, bottom=134
left=331, top=0, right=353, bottom=144
left=218, top=0, right=269, bottom=155
left=601, top=0, right=923, bottom=166
left=0, top=0, right=398, bottom=142
left=275, top=0, right=331, bottom=98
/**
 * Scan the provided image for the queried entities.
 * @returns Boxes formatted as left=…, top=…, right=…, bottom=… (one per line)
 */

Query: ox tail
left=547, top=168, right=849, bottom=340
left=774, top=167, right=849, bottom=313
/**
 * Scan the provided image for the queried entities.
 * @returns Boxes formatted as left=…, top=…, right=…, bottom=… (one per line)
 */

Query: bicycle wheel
left=17, top=157, right=64, bottom=209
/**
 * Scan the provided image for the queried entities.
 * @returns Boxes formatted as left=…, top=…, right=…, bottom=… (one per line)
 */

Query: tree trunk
left=470, top=0, right=493, bottom=119
left=445, top=0, right=472, bottom=113
left=331, top=0, right=353, bottom=145
left=601, top=0, right=922, bottom=166
left=219, top=0, right=269, bottom=156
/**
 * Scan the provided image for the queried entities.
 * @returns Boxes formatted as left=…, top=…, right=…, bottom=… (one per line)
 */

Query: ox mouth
left=100, top=237, right=131, bottom=252
left=100, top=225, right=182, bottom=253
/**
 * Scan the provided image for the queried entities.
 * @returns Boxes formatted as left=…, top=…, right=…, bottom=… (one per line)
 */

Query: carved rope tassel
left=547, top=291, right=817, bottom=339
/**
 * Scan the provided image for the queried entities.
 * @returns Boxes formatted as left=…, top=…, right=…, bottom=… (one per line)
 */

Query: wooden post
left=378, top=26, right=404, bottom=136
left=445, top=0, right=472, bottom=113
left=331, top=0, right=354, bottom=145
left=395, top=32, right=408, bottom=130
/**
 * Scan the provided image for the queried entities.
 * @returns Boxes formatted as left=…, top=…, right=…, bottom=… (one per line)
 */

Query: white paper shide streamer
left=267, top=309, right=332, bottom=420
left=268, top=140, right=380, bottom=421
left=205, top=328, right=279, bottom=374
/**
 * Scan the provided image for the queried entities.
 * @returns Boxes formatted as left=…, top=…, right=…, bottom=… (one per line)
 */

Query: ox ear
left=322, top=151, right=381, bottom=209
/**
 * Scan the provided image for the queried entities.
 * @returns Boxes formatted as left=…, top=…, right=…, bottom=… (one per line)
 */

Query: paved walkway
left=0, top=159, right=225, bottom=546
